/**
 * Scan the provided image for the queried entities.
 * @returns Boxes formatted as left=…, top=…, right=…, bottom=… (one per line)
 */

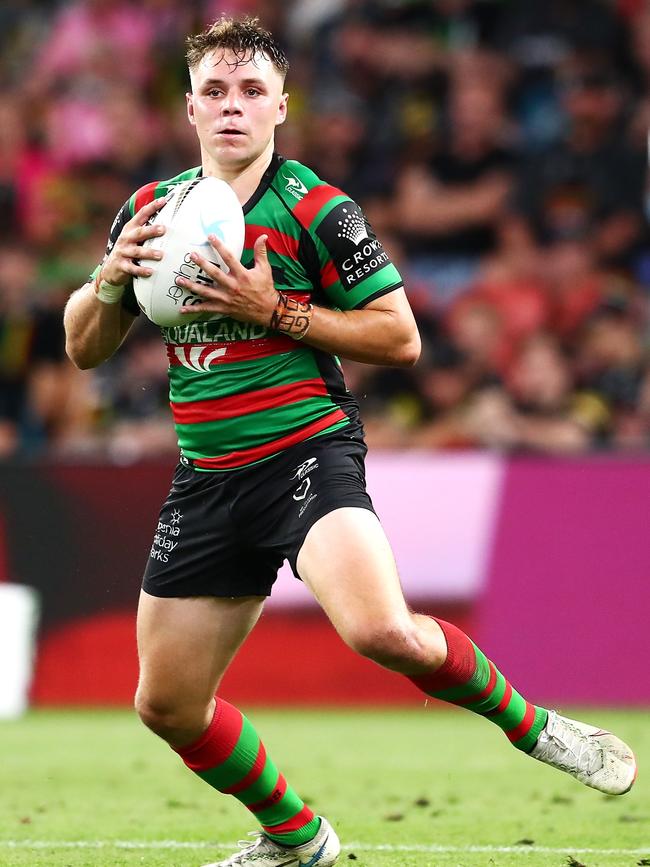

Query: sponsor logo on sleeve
left=316, top=202, right=391, bottom=289
left=283, top=170, right=308, bottom=200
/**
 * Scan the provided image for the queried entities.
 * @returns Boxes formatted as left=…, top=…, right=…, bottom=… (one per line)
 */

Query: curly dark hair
left=186, top=16, right=289, bottom=78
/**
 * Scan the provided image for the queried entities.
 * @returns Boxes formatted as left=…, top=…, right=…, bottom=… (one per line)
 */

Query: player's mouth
left=217, top=128, right=246, bottom=138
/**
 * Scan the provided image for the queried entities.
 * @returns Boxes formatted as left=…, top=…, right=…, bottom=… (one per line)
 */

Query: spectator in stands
left=512, top=57, right=645, bottom=266
left=460, top=334, right=604, bottom=453
left=575, top=300, right=649, bottom=446
left=393, top=58, right=515, bottom=307
left=0, top=245, right=72, bottom=454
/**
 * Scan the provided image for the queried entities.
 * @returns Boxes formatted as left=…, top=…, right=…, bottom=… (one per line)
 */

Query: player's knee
left=134, top=690, right=197, bottom=740
left=346, top=621, right=430, bottom=672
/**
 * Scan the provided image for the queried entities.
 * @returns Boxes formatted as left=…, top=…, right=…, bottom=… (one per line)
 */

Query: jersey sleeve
left=88, top=201, right=140, bottom=317
left=294, top=188, right=403, bottom=310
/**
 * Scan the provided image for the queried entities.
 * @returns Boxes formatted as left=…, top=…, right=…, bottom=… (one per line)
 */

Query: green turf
left=0, top=708, right=648, bottom=867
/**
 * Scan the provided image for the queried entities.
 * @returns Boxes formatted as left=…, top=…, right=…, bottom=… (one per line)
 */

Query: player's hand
left=176, top=234, right=277, bottom=325
left=99, top=196, right=169, bottom=286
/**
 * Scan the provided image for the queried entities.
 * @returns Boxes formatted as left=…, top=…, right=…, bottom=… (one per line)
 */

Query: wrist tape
left=270, top=292, right=313, bottom=340
left=94, top=270, right=126, bottom=305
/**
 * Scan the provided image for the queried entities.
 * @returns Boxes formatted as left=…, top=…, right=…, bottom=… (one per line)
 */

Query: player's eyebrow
left=201, top=78, right=267, bottom=89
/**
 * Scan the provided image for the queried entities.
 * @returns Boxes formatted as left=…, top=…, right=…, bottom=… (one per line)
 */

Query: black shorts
left=142, top=430, right=375, bottom=598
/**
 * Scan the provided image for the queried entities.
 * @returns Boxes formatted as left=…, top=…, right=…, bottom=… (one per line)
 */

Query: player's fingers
left=187, top=251, right=234, bottom=289
left=208, top=235, right=243, bottom=275
left=133, top=194, right=171, bottom=225
left=177, top=277, right=228, bottom=303
left=120, top=243, right=164, bottom=262
left=122, top=260, right=154, bottom=278
left=253, top=234, right=269, bottom=266
left=180, top=300, right=227, bottom=315
left=130, top=223, right=166, bottom=243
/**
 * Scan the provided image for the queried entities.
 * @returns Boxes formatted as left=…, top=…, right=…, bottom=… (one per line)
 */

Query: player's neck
left=202, top=142, right=275, bottom=206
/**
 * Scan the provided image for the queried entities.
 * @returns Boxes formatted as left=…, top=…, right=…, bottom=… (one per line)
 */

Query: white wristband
left=94, top=273, right=126, bottom=305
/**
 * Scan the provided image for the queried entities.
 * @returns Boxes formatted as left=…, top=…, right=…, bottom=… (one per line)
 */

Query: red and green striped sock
left=175, top=699, right=320, bottom=846
left=409, top=619, right=548, bottom=752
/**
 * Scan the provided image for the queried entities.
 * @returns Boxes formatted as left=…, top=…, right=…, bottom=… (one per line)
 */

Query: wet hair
left=186, top=16, right=289, bottom=78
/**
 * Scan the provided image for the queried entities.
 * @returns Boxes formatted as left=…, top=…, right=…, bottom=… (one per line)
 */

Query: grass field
left=1, top=708, right=648, bottom=867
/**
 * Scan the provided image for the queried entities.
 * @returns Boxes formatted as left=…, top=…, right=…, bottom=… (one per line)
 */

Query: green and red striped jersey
left=93, top=155, right=404, bottom=470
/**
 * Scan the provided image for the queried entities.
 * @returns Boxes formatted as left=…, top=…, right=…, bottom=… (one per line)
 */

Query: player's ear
left=186, top=92, right=196, bottom=126
left=276, top=92, right=288, bottom=127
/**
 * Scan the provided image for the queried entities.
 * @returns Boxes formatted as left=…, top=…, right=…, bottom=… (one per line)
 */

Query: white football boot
left=530, top=710, right=637, bottom=795
left=202, top=817, right=340, bottom=867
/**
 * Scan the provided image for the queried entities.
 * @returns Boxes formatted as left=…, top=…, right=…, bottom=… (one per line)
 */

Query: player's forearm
left=301, top=304, right=421, bottom=367
left=64, top=283, right=133, bottom=369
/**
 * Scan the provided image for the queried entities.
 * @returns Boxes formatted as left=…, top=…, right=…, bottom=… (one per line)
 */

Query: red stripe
left=133, top=181, right=159, bottom=213
left=171, top=378, right=328, bottom=424
left=192, top=408, right=347, bottom=469
left=175, top=699, right=243, bottom=772
left=262, top=803, right=315, bottom=835
left=245, top=225, right=299, bottom=258
left=506, top=702, right=536, bottom=743
left=408, top=619, right=477, bottom=693
left=292, top=184, right=345, bottom=227
left=248, top=773, right=287, bottom=814
left=320, top=259, right=339, bottom=289
left=455, top=661, right=497, bottom=707
left=222, top=742, right=267, bottom=796
left=486, top=680, right=513, bottom=717
left=166, top=334, right=297, bottom=367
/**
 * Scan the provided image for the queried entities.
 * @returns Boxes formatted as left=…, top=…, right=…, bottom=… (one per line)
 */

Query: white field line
left=1, top=840, right=649, bottom=855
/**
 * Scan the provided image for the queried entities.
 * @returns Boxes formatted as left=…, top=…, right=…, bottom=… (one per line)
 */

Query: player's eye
left=246, top=88, right=261, bottom=97
left=207, top=89, right=223, bottom=98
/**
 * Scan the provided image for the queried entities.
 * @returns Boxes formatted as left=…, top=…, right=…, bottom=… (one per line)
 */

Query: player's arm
left=284, top=285, right=420, bottom=366
left=64, top=289, right=137, bottom=370
left=177, top=235, right=420, bottom=366
left=64, top=196, right=168, bottom=369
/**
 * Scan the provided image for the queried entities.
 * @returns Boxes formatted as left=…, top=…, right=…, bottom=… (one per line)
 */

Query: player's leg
left=297, top=507, right=636, bottom=795
left=297, top=507, right=547, bottom=743
left=135, top=590, right=263, bottom=746
left=135, top=591, right=333, bottom=859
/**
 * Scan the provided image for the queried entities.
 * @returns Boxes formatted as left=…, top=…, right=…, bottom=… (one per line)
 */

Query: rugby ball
left=133, top=176, right=245, bottom=327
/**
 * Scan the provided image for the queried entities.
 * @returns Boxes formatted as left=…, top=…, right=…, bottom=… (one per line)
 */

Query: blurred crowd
left=3, top=0, right=650, bottom=459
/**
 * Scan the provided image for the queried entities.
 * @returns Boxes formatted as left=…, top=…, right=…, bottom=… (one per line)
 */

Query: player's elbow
left=65, top=338, right=100, bottom=370
left=391, top=329, right=421, bottom=367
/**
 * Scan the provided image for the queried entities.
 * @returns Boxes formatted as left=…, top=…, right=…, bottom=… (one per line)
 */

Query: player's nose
left=221, top=91, right=243, bottom=115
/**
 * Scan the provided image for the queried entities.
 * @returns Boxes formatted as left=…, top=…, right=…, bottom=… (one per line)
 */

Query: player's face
left=187, top=50, right=287, bottom=172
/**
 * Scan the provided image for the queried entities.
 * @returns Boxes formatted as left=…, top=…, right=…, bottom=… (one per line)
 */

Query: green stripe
left=188, top=417, right=350, bottom=470
left=197, top=716, right=260, bottom=791
left=246, top=200, right=302, bottom=236
left=514, top=707, right=548, bottom=753
left=493, top=690, right=528, bottom=733
left=254, top=789, right=305, bottom=826
left=237, top=761, right=282, bottom=807
left=325, top=261, right=403, bottom=310
left=177, top=397, right=338, bottom=454
left=169, top=350, right=321, bottom=403
left=465, top=669, right=507, bottom=715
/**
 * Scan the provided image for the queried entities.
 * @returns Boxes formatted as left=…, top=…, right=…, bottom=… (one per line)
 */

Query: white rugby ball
left=133, top=176, right=245, bottom=327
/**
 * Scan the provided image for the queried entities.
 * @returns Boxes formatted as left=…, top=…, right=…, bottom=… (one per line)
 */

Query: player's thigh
left=136, top=590, right=264, bottom=705
left=296, top=507, right=413, bottom=643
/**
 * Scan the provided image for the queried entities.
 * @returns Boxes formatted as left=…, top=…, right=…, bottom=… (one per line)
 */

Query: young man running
left=63, top=17, right=636, bottom=867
